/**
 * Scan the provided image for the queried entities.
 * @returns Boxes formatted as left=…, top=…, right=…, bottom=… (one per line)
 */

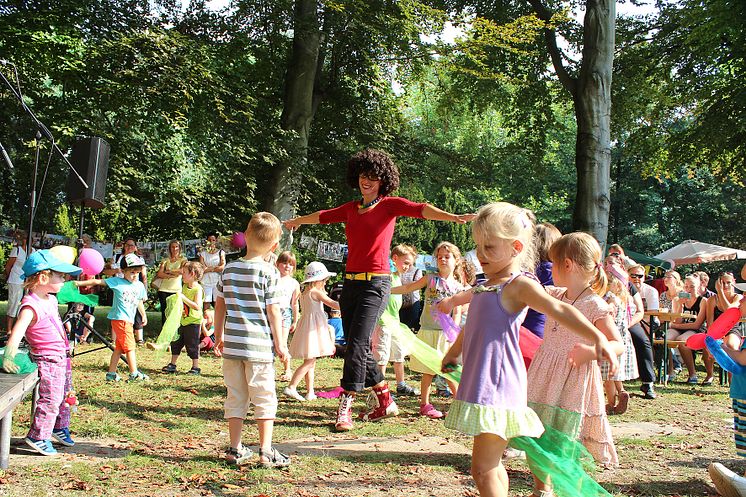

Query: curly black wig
left=346, top=149, right=400, bottom=197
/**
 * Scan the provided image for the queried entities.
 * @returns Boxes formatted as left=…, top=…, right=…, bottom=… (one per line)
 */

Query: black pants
left=171, top=323, right=201, bottom=359
left=629, top=323, right=656, bottom=383
left=399, top=300, right=423, bottom=331
left=339, top=276, right=390, bottom=392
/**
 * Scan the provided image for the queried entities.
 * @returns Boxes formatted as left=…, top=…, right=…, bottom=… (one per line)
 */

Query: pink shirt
left=318, top=197, right=425, bottom=273
left=20, top=293, right=69, bottom=356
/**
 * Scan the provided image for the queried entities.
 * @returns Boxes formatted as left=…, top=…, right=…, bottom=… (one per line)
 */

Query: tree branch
left=526, top=0, right=577, bottom=96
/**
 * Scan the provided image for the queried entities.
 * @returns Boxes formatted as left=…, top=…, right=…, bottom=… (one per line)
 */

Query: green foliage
left=53, top=203, right=76, bottom=238
left=0, top=0, right=741, bottom=261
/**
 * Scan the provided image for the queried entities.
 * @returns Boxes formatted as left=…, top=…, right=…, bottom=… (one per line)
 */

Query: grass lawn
left=0, top=301, right=739, bottom=496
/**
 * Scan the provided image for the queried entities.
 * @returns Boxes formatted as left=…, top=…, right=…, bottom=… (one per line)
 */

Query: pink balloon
left=707, top=307, right=741, bottom=340
left=685, top=333, right=706, bottom=350
left=78, top=248, right=105, bottom=275
left=232, top=231, right=246, bottom=249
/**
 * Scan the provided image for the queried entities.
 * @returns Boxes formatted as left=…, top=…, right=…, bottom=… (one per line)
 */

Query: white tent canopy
left=655, top=240, right=746, bottom=266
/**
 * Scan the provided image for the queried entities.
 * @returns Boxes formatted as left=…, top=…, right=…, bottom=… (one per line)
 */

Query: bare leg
left=472, top=433, right=509, bottom=497
left=393, top=361, right=405, bottom=384
left=678, top=345, right=697, bottom=378
left=228, top=417, right=243, bottom=448
left=421, top=374, right=434, bottom=407
left=446, top=378, right=458, bottom=398
left=603, top=380, right=617, bottom=409
left=288, top=359, right=316, bottom=391
left=108, top=350, right=122, bottom=373
left=257, top=418, right=274, bottom=457
left=125, top=350, right=138, bottom=374
left=306, top=362, right=315, bottom=396
left=703, top=349, right=715, bottom=380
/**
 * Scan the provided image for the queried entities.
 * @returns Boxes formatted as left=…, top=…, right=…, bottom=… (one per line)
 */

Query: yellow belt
left=345, top=272, right=388, bottom=281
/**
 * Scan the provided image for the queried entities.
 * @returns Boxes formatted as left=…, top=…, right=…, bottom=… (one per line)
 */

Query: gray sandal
left=258, top=447, right=291, bottom=468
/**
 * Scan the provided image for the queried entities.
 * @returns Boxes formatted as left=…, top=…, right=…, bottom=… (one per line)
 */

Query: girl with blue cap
left=2, top=249, right=82, bottom=456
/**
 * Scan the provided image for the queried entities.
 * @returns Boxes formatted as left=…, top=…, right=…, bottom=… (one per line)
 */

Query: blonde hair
left=549, top=232, right=607, bottom=296
left=664, top=270, right=683, bottom=290
left=392, top=244, right=417, bottom=259
left=684, top=273, right=701, bottom=288
left=458, top=259, right=477, bottom=286
left=605, top=269, right=629, bottom=305
left=608, top=244, right=625, bottom=255
left=183, top=261, right=205, bottom=280
left=628, top=264, right=646, bottom=275
left=535, top=222, right=562, bottom=263
left=246, top=212, right=282, bottom=247
left=471, top=202, right=537, bottom=272
left=23, top=270, right=51, bottom=291
left=433, top=241, right=462, bottom=263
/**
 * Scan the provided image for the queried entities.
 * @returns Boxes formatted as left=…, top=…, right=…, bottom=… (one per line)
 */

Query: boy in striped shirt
left=214, top=212, right=291, bottom=467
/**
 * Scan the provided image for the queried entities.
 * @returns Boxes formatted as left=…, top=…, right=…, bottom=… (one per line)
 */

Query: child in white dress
left=284, top=262, right=339, bottom=401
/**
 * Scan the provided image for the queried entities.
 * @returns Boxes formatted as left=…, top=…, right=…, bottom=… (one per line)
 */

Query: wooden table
left=0, top=372, right=38, bottom=469
left=645, top=310, right=696, bottom=384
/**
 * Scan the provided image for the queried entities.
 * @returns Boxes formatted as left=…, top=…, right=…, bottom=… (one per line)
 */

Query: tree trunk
left=266, top=0, right=320, bottom=245
left=571, top=0, right=615, bottom=246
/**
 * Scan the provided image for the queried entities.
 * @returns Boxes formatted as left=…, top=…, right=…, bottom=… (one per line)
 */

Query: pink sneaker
left=420, top=403, right=444, bottom=419
left=335, top=393, right=354, bottom=432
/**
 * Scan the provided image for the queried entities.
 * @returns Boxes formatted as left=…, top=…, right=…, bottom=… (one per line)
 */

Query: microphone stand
left=0, top=64, right=88, bottom=253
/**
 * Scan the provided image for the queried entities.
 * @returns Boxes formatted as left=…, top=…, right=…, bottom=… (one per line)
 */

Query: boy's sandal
left=258, top=447, right=291, bottom=468
left=161, top=363, right=177, bottom=373
left=225, top=445, right=253, bottom=466
left=701, top=377, right=714, bottom=386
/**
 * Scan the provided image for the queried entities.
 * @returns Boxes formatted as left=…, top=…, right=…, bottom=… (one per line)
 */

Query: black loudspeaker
left=66, top=137, right=110, bottom=209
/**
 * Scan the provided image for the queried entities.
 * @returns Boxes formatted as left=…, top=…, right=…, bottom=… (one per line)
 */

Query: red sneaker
left=360, top=386, right=399, bottom=422
left=335, top=393, right=354, bottom=432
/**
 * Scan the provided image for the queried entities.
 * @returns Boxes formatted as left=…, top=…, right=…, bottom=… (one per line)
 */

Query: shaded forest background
left=0, top=0, right=743, bottom=263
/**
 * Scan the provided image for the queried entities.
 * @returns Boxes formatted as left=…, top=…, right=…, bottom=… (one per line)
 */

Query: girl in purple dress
left=437, top=203, right=619, bottom=497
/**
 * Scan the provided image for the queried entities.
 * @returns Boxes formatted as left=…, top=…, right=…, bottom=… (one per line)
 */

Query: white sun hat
left=302, top=261, right=336, bottom=284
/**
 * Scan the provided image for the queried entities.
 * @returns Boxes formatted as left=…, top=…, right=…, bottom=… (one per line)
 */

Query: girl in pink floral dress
left=527, top=233, right=625, bottom=496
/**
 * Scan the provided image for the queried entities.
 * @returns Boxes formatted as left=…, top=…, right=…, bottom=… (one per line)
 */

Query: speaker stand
left=62, top=311, right=128, bottom=365
left=78, top=205, right=85, bottom=240
left=0, top=63, right=89, bottom=253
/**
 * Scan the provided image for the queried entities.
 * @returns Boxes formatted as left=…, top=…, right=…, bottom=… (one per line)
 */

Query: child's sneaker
left=161, top=363, right=177, bottom=374
left=105, top=372, right=121, bottom=382
left=186, top=367, right=201, bottom=376
left=128, top=371, right=150, bottom=382
left=419, top=403, right=444, bottom=419
left=396, top=383, right=419, bottom=396
left=25, top=437, right=57, bottom=456
left=51, top=428, right=75, bottom=447
left=305, top=392, right=317, bottom=401
left=224, top=444, right=253, bottom=466
left=283, top=386, right=306, bottom=402
left=435, top=387, right=453, bottom=398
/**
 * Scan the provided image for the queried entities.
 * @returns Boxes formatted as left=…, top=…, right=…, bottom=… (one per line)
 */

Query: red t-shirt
left=319, top=197, right=426, bottom=273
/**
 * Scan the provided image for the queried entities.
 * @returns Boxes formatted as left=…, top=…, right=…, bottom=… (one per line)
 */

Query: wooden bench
left=0, top=372, right=38, bottom=469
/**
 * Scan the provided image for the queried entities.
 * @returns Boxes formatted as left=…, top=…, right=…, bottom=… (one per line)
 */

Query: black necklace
left=565, top=285, right=592, bottom=306
left=359, top=196, right=382, bottom=209
left=550, top=285, right=592, bottom=334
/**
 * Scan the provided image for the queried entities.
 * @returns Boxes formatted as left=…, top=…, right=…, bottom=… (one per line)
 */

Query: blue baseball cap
left=22, top=250, right=83, bottom=279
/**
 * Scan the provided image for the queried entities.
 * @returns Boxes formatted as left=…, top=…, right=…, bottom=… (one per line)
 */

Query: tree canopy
left=0, top=0, right=742, bottom=266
